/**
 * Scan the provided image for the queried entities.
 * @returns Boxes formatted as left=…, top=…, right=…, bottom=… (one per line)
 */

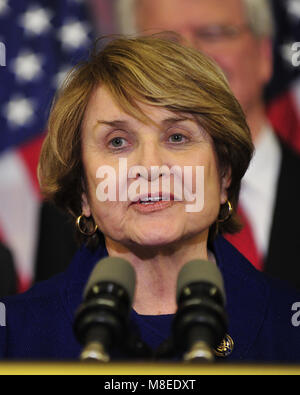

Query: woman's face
left=81, top=86, right=230, bottom=249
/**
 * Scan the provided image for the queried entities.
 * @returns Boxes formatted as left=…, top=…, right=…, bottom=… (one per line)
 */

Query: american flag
left=266, top=0, right=300, bottom=152
left=0, top=0, right=95, bottom=292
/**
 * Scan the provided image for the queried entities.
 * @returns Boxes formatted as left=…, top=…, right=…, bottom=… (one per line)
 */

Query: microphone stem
left=184, top=340, right=215, bottom=363
left=80, top=341, right=110, bottom=362
left=183, top=324, right=215, bottom=363
left=80, top=325, right=111, bottom=362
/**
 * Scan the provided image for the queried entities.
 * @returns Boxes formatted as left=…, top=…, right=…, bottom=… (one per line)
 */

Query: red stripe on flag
left=17, top=276, right=32, bottom=295
left=17, top=134, right=45, bottom=200
left=90, top=0, right=115, bottom=33
left=267, top=91, right=300, bottom=153
left=0, top=228, right=4, bottom=243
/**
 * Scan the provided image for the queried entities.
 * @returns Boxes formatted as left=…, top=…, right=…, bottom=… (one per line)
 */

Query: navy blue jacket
left=0, top=236, right=300, bottom=362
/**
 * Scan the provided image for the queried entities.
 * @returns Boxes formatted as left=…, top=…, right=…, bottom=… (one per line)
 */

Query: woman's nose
left=133, top=140, right=166, bottom=180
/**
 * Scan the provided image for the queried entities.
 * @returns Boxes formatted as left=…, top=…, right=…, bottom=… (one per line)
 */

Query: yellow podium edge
left=0, top=362, right=299, bottom=375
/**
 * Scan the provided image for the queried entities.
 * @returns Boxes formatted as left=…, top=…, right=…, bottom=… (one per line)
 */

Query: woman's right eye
left=108, top=137, right=128, bottom=149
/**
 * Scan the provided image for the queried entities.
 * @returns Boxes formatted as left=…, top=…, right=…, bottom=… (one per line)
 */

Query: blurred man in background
left=114, top=0, right=300, bottom=289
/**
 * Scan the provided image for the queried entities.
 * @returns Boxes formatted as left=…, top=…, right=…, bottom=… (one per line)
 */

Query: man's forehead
left=136, top=0, right=247, bottom=26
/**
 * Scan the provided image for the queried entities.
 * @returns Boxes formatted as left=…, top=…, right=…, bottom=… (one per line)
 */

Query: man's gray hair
left=243, top=0, right=275, bottom=37
left=115, top=0, right=275, bottom=38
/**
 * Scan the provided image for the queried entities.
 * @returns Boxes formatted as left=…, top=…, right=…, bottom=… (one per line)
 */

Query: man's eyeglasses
left=192, top=24, right=250, bottom=44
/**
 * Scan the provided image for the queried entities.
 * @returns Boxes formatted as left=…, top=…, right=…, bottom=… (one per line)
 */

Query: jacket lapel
left=213, top=236, right=270, bottom=360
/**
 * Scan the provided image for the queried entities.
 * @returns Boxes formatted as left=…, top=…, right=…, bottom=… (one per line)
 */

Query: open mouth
left=138, top=196, right=168, bottom=205
left=130, top=193, right=176, bottom=212
left=131, top=193, right=175, bottom=205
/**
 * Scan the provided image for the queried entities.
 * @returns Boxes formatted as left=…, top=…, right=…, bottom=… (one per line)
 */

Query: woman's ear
left=220, top=168, right=232, bottom=205
left=81, top=192, right=91, bottom=217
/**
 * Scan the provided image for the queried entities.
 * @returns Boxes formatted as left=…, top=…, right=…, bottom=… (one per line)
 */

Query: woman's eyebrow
left=160, top=116, right=191, bottom=126
left=95, top=116, right=192, bottom=130
left=96, top=120, right=130, bottom=129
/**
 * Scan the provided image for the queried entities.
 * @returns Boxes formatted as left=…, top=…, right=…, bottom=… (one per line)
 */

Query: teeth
left=140, top=196, right=162, bottom=203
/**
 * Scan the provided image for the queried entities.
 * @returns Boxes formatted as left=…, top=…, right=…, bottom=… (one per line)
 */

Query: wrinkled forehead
left=82, top=84, right=201, bottom=133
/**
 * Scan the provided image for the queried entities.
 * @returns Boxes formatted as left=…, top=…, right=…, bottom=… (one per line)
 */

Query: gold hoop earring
left=218, top=201, right=233, bottom=223
left=76, top=215, right=98, bottom=236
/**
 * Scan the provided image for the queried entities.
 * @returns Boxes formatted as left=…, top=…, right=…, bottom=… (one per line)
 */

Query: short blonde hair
left=39, top=35, right=253, bottom=246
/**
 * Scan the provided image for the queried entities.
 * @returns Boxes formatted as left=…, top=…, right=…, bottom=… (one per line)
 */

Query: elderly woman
left=0, top=36, right=299, bottom=362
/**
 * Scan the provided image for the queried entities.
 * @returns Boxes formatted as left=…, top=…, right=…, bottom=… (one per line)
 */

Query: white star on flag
left=53, top=65, right=72, bottom=88
left=0, top=0, right=9, bottom=16
left=19, top=6, right=52, bottom=36
left=0, top=0, right=95, bottom=294
left=287, top=0, right=300, bottom=19
left=58, top=19, right=90, bottom=50
left=11, top=51, right=44, bottom=82
left=4, top=96, right=35, bottom=128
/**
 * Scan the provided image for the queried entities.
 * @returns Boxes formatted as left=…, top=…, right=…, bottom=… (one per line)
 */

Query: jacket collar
left=63, top=236, right=270, bottom=360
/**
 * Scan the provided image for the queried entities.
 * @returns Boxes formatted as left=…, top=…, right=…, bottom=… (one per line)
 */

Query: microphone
left=73, top=257, right=136, bottom=362
left=172, top=260, right=228, bottom=362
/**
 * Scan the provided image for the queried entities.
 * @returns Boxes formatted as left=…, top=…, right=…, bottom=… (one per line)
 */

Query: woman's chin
left=130, top=229, right=183, bottom=248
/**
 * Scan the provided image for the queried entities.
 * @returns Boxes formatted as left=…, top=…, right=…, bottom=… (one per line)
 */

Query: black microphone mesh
left=177, top=259, right=226, bottom=304
left=83, top=257, right=136, bottom=304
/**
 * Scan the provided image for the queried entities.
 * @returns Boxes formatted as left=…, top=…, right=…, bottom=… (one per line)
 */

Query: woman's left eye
left=168, top=133, right=188, bottom=143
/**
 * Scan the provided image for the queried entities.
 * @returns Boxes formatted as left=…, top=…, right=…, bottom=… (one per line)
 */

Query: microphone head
left=83, top=257, right=136, bottom=305
left=177, top=259, right=226, bottom=305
